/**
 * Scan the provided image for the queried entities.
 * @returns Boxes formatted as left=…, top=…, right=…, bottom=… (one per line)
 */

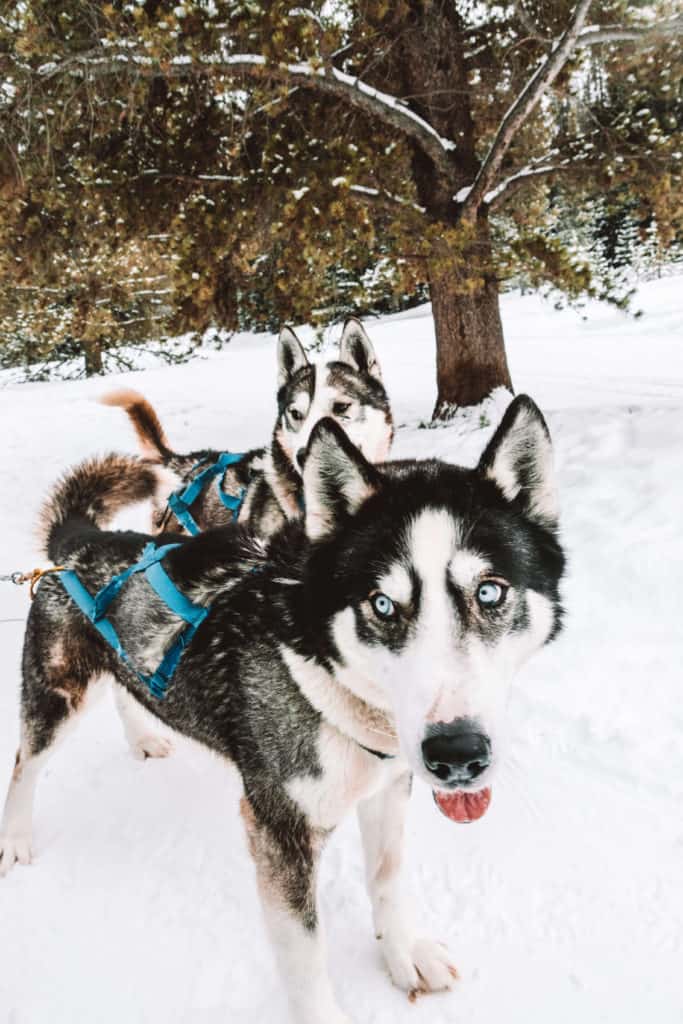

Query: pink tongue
left=433, top=787, right=491, bottom=823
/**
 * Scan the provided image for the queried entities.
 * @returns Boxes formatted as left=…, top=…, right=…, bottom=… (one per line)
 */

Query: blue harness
left=167, top=452, right=246, bottom=535
left=58, top=542, right=209, bottom=699
left=56, top=544, right=394, bottom=758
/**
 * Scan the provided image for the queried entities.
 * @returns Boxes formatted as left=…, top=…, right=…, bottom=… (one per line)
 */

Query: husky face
left=274, top=319, right=393, bottom=475
left=302, top=399, right=564, bottom=809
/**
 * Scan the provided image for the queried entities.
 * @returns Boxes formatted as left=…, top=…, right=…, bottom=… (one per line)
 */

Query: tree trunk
left=430, top=232, right=512, bottom=420
left=83, top=338, right=103, bottom=376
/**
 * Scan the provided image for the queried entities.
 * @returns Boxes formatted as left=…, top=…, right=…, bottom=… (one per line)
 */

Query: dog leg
left=114, top=686, right=172, bottom=760
left=1, top=633, right=102, bottom=878
left=0, top=690, right=87, bottom=877
left=240, top=797, right=351, bottom=1024
left=0, top=739, right=50, bottom=877
left=358, top=771, right=458, bottom=999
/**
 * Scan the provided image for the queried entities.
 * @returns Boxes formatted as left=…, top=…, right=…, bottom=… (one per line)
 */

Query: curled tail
left=38, top=454, right=159, bottom=562
left=100, top=389, right=173, bottom=461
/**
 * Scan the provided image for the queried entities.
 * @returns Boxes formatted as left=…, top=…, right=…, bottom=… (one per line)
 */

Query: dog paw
left=131, top=734, right=173, bottom=760
left=0, top=834, right=33, bottom=877
left=381, top=932, right=458, bottom=999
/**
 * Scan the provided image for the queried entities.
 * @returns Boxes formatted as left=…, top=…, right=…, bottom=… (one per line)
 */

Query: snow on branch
left=485, top=164, right=564, bottom=206
left=460, top=0, right=593, bottom=221
left=576, top=16, right=683, bottom=48
left=348, top=183, right=426, bottom=215
left=223, top=56, right=457, bottom=180
left=35, top=50, right=457, bottom=182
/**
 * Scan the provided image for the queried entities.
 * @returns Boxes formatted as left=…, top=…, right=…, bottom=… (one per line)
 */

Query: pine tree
left=1, top=2, right=681, bottom=409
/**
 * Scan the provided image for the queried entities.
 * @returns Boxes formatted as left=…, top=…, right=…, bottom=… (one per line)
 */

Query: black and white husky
left=102, top=318, right=393, bottom=538
left=0, top=396, right=564, bottom=1023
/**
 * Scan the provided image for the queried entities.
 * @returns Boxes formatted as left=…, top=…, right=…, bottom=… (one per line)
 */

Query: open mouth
left=433, top=787, right=491, bottom=823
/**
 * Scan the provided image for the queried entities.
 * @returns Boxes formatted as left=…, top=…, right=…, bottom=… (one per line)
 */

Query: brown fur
left=100, top=390, right=171, bottom=460
left=37, top=453, right=159, bottom=560
left=241, top=795, right=326, bottom=930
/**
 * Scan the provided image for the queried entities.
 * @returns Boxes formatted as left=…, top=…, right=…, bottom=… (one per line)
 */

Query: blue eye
left=477, top=581, right=506, bottom=608
left=370, top=592, right=396, bottom=620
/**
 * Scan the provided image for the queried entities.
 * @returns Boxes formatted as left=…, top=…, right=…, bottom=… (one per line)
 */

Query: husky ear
left=278, top=326, right=309, bottom=387
left=339, top=318, right=382, bottom=380
left=477, top=395, right=558, bottom=527
left=303, top=418, right=379, bottom=540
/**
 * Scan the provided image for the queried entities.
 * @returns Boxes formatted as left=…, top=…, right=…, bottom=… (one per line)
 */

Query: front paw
left=380, top=931, right=458, bottom=999
left=131, top=734, right=173, bottom=760
left=0, top=833, right=33, bottom=877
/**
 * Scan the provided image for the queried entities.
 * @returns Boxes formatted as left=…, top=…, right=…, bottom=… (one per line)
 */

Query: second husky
left=103, top=318, right=393, bottom=538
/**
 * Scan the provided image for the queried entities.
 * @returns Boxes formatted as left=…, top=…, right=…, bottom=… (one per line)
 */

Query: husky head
left=274, top=319, right=393, bottom=477
left=301, top=397, right=564, bottom=822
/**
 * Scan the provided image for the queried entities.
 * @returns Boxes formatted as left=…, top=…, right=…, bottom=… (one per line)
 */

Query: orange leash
left=5, top=566, right=65, bottom=600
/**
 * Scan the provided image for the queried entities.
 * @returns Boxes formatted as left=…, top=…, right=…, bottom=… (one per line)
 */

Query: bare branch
left=347, top=183, right=426, bottom=216
left=486, top=164, right=564, bottom=206
left=577, top=16, right=683, bottom=48
left=223, top=57, right=458, bottom=181
left=36, top=51, right=458, bottom=182
left=460, top=0, right=593, bottom=221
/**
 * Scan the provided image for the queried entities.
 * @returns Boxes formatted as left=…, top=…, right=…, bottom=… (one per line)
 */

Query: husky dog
left=102, top=318, right=393, bottom=539
left=0, top=397, right=564, bottom=1023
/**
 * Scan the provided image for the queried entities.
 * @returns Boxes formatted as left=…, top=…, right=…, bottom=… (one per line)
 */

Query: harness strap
left=91, top=542, right=180, bottom=619
left=145, top=559, right=208, bottom=626
left=58, top=542, right=209, bottom=699
left=168, top=452, right=246, bottom=535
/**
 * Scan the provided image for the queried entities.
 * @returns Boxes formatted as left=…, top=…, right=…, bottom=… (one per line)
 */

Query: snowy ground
left=0, top=277, right=682, bottom=1024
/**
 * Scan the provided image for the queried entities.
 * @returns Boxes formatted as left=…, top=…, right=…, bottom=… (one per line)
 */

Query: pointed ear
left=278, top=326, right=309, bottom=387
left=339, top=318, right=382, bottom=380
left=303, top=418, right=379, bottom=541
left=477, top=395, right=558, bottom=527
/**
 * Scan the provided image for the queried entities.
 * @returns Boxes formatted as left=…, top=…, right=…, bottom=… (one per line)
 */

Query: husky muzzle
left=421, top=718, right=491, bottom=787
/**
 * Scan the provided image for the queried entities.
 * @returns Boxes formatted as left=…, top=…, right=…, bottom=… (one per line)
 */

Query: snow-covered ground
left=1, top=277, right=682, bottom=1023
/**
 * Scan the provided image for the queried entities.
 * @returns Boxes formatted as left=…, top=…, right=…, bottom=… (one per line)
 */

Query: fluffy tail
left=100, top=389, right=173, bottom=461
left=38, top=454, right=159, bottom=562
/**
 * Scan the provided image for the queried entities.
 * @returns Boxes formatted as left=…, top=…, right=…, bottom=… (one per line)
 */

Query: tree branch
left=223, top=57, right=458, bottom=181
left=577, top=16, right=683, bottom=48
left=35, top=51, right=458, bottom=183
left=486, top=164, right=565, bottom=206
left=460, top=0, right=593, bottom=221
left=513, top=2, right=552, bottom=45
left=347, top=183, right=426, bottom=216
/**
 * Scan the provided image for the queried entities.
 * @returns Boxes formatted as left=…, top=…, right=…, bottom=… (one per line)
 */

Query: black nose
left=296, top=447, right=307, bottom=469
left=422, top=720, right=491, bottom=785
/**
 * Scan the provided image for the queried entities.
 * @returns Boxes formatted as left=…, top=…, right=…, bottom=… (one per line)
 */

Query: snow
left=1, top=277, right=682, bottom=1022
left=482, top=163, right=563, bottom=204
left=349, top=183, right=426, bottom=213
left=240, top=57, right=457, bottom=155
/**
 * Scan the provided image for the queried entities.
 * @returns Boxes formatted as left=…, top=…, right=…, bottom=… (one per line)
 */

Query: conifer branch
left=460, top=0, right=593, bottom=221
left=34, top=51, right=458, bottom=183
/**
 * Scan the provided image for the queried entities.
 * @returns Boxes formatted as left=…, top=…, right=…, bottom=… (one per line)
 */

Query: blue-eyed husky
left=102, top=318, right=393, bottom=538
left=0, top=396, right=564, bottom=1023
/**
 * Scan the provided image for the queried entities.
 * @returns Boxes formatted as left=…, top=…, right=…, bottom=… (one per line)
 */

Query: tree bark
left=430, top=232, right=512, bottom=420
left=83, top=338, right=103, bottom=376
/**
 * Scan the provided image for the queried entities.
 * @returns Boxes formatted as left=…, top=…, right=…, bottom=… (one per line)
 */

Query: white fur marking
left=449, top=549, right=490, bottom=588
left=377, top=565, right=413, bottom=607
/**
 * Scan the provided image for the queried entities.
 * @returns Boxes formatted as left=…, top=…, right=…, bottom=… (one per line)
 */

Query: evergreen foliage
left=0, top=2, right=681, bottom=408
